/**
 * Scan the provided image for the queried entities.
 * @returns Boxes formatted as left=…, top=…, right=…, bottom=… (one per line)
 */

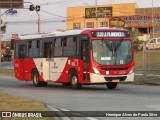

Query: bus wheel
left=1, top=57, right=4, bottom=62
left=70, top=72, right=82, bottom=89
left=106, top=83, right=118, bottom=89
left=32, top=70, right=41, bottom=87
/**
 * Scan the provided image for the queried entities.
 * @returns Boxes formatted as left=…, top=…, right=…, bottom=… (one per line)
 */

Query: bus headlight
left=93, top=67, right=101, bottom=75
left=129, top=67, right=134, bottom=75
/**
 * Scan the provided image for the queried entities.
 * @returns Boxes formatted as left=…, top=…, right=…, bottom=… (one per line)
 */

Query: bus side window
left=72, top=37, right=77, bottom=46
left=63, top=38, right=67, bottom=47
left=44, top=42, right=52, bottom=58
left=29, top=41, right=32, bottom=48
left=19, top=45, right=26, bottom=60
left=54, top=38, right=63, bottom=56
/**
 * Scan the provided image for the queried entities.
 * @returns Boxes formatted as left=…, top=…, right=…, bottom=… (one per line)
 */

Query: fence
left=134, top=43, right=160, bottom=84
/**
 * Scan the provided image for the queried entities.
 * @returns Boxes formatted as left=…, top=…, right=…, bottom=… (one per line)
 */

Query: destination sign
left=92, top=31, right=130, bottom=38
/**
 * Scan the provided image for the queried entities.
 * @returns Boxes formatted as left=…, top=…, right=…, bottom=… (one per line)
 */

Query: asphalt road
left=0, top=62, right=160, bottom=120
left=0, top=76, right=160, bottom=120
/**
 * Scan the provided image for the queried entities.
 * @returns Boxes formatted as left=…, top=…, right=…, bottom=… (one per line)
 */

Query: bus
left=14, top=27, right=134, bottom=89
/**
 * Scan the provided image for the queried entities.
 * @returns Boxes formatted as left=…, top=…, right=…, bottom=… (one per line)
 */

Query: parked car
left=137, top=37, right=160, bottom=50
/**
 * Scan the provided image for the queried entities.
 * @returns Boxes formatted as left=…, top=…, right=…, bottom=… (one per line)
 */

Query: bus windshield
left=92, top=40, right=132, bottom=65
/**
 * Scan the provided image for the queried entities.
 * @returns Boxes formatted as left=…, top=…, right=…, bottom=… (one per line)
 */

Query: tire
left=1, top=57, right=4, bottom=62
left=32, top=70, right=48, bottom=87
left=70, top=72, right=82, bottom=89
left=106, top=83, right=118, bottom=89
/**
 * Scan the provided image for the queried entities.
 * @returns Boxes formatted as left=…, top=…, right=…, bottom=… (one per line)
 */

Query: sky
left=1, top=0, right=160, bottom=40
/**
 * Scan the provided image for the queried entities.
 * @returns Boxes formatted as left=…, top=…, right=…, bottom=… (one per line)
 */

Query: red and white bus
left=14, top=27, right=134, bottom=89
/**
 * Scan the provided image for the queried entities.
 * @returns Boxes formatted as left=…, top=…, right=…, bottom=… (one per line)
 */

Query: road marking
left=46, top=105, right=71, bottom=120
left=47, top=105, right=98, bottom=120
left=87, top=117, right=98, bottom=120
left=46, top=105, right=60, bottom=111
left=60, top=108, right=70, bottom=111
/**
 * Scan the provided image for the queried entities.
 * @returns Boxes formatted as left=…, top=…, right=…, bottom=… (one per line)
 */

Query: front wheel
left=70, top=72, right=82, bottom=89
left=106, top=83, right=118, bottom=89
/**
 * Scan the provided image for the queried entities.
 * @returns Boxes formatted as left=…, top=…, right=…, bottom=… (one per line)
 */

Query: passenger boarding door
left=81, top=40, right=90, bottom=80
left=18, top=44, right=26, bottom=79
left=43, top=42, right=52, bottom=81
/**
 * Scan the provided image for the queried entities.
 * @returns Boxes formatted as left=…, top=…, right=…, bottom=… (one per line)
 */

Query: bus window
left=54, top=38, right=63, bottom=56
left=37, top=40, right=40, bottom=48
left=44, top=42, right=52, bottom=58
left=28, top=40, right=39, bottom=58
left=28, top=41, right=32, bottom=48
left=55, top=38, right=61, bottom=47
left=63, top=38, right=67, bottom=47
left=19, top=45, right=26, bottom=60
left=73, top=37, right=77, bottom=46
left=63, top=37, right=78, bottom=56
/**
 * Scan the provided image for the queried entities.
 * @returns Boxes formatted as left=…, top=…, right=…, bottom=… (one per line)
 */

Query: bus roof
left=17, top=27, right=128, bottom=40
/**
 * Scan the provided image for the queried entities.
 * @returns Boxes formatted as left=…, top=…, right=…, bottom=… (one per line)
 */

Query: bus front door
left=81, top=40, right=90, bottom=81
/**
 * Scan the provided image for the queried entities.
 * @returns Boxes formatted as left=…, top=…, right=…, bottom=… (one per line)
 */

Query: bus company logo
left=109, top=17, right=125, bottom=27
left=2, top=112, right=11, bottom=117
left=53, top=62, right=58, bottom=68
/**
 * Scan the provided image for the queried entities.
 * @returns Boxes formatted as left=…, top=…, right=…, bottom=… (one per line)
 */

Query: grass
left=134, top=51, right=160, bottom=84
left=134, top=51, right=160, bottom=71
left=0, top=93, right=54, bottom=120
left=0, top=69, right=14, bottom=76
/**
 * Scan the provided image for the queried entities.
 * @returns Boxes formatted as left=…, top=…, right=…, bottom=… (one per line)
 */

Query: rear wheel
left=32, top=70, right=47, bottom=87
left=1, top=57, right=4, bottom=62
left=70, top=72, right=82, bottom=89
left=106, top=83, right=118, bottom=89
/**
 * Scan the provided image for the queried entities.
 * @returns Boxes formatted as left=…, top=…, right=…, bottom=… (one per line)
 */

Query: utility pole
left=27, top=2, right=40, bottom=33
left=0, top=9, right=2, bottom=65
left=95, top=0, right=98, bottom=28
left=152, top=0, right=154, bottom=39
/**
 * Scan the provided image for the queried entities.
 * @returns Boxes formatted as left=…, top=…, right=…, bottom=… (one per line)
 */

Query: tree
left=128, top=27, right=140, bottom=44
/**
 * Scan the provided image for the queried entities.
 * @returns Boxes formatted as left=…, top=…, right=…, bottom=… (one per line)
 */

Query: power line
left=39, top=0, right=80, bottom=6
left=41, top=9, right=66, bottom=18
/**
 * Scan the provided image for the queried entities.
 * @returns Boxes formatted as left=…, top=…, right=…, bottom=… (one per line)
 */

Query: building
left=66, top=3, right=160, bottom=41
left=66, top=3, right=138, bottom=29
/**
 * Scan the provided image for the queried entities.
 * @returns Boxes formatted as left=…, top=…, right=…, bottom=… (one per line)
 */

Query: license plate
left=112, top=80, right=120, bottom=82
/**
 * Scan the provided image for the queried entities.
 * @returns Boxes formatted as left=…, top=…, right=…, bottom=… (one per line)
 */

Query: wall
left=66, top=3, right=138, bottom=29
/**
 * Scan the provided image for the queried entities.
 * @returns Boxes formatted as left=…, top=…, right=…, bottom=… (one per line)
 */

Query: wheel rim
left=33, top=74, right=38, bottom=84
left=71, top=76, right=77, bottom=85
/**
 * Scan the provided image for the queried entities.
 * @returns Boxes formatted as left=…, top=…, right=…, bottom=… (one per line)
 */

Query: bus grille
left=104, top=77, right=127, bottom=82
